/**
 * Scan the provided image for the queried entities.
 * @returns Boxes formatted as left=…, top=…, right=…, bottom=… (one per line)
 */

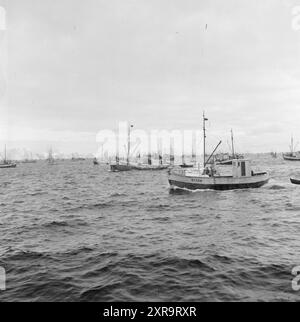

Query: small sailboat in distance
left=110, top=124, right=169, bottom=172
left=290, top=177, right=300, bottom=185
left=283, top=136, right=300, bottom=161
left=22, top=151, right=37, bottom=164
left=110, top=124, right=135, bottom=172
left=216, top=129, right=243, bottom=165
left=0, top=145, right=17, bottom=169
left=47, top=147, right=55, bottom=165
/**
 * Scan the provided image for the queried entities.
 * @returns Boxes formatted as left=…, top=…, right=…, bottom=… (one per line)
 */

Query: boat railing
left=172, top=167, right=205, bottom=177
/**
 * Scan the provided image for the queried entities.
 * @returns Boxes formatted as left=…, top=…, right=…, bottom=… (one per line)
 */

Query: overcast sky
left=0, top=0, right=300, bottom=155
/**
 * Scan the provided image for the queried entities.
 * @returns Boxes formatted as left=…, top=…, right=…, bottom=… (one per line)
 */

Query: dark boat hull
left=180, top=164, right=194, bottom=168
left=110, top=164, right=134, bottom=172
left=283, top=155, right=300, bottom=161
left=291, top=178, right=300, bottom=185
left=169, top=178, right=269, bottom=191
left=168, top=169, right=270, bottom=191
left=110, top=163, right=169, bottom=172
left=216, top=160, right=233, bottom=165
left=133, top=165, right=169, bottom=171
left=0, top=164, right=17, bottom=169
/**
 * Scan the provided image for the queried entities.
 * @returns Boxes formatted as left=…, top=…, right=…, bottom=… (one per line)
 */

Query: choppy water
left=0, top=156, right=299, bottom=302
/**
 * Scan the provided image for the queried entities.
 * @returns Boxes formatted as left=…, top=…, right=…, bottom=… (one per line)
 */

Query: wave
left=42, top=218, right=88, bottom=229
left=267, top=185, right=286, bottom=190
left=42, top=220, right=69, bottom=228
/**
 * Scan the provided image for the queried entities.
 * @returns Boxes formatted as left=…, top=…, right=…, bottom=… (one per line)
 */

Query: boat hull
left=216, top=160, right=233, bottom=165
left=110, top=164, right=134, bottom=172
left=168, top=172, right=269, bottom=191
left=0, top=163, right=17, bottom=169
left=180, top=164, right=194, bottom=168
left=283, top=155, right=300, bottom=161
left=133, top=165, right=169, bottom=171
left=110, top=163, right=169, bottom=172
left=291, top=178, right=300, bottom=185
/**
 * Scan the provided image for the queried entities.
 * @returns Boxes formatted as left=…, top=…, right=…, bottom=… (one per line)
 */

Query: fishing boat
left=133, top=154, right=169, bottom=171
left=168, top=113, right=269, bottom=191
left=72, top=154, right=85, bottom=162
left=110, top=124, right=134, bottom=172
left=47, top=147, right=55, bottom=165
left=283, top=154, right=300, bottom=161
left=110, top=124, right=169, bottom=172
left=180, top=163, right=194, bottom=169
left=21, top=152, right=37, bottom=164
left=270, top=152, right=277, bottom=159
left=0, top=145, right=17, bottom=169
left=179, top=153, right=195, bottom=168
left=290, top=177, right=300, bottom=185
left=215, top=130, right=244, bottom=165
left=22, top=159, right=37, bottom=164
left=283, top=136, right=300, bottom=161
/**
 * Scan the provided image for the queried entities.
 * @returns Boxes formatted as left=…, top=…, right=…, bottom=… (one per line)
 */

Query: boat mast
left=4, top=145, right=6, bottom=163
left=48, top=147, right=53, bottom=163
left=231, top=129, right=235, bottom=158
left=127, top=124, right=133, bottom=165
left=170, top=138, right=175, bottom=166
left=203, top=112, right=208, bottom=167
left=192, top=132, right=196, bottom=164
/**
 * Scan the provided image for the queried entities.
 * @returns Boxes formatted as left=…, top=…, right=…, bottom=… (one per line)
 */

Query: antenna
left=127, top=124, right=134, bottom=165
left=203, top=112, right=208, bottom=167
left=231, top=129, right=235, bottom=158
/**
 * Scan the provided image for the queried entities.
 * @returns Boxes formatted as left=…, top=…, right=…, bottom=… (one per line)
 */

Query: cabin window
left=241, top=161, right=246, bottom=176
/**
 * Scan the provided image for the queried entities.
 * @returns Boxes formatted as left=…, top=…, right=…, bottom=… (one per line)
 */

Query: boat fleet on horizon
left=1, top=114, right=300, bottom=190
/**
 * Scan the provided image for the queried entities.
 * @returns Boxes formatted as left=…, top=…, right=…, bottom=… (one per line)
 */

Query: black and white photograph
left=0, top=0, right=300, bottom=305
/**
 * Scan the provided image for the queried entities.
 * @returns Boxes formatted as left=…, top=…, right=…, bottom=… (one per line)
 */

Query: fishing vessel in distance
left=168, top=113, right=269, bottom=191
left=283, top=136, right=300, bottom=161
left=0, top=145, right=17, bottom=169
left=47, top=147, right=56, bottom=165
left=290, top=177, right=300, bottom=185
left=110, top=124, right=169, bottom=172
left=215, top=129, right=244, bottom=165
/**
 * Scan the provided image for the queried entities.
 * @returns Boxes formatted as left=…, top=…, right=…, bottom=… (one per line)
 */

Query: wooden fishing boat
left=0, top=145, right=17, bottom=169
left=110, top=163, right=134, bottom=172
left=133, top=164, right=169, bottom=171
left=21, top=152, right=37, bottom=164
left=0, top=162, right=17, bottom=169
left=283, top=136, right=300, bottom=161
left=179, top=153, right=195, bottom=168
left=21, top=160, right=37, bottom=164
left=283, top=154, right=300, bottom=161
left=180, top=163, right=194, bottom=168
left=168, top=113, right=269, bottom=191
left=290, top=177, right=300, bottom=185
left=110, top=124, right=170, bottom=172
left=215, top=130, right=244, bottom=165
left=110, top=160, right=169, bottom=172
left=169, top=161, right=269, bottom=191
